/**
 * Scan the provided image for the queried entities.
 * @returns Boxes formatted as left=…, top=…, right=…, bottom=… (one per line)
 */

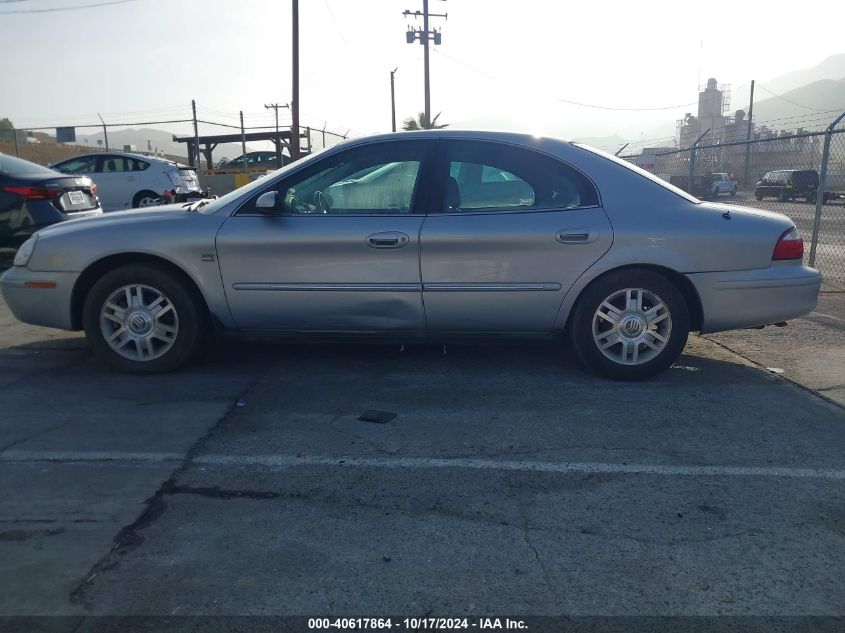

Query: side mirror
left=255, top=191, right=278, bottom=212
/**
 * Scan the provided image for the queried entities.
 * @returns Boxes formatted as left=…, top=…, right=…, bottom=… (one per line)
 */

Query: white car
left=50, top=152, right=201, bottom=211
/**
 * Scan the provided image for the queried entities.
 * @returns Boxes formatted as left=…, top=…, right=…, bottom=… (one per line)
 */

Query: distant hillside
left=734, top=54, right=845, bottom=115
left=749, top=78, right=845, bottom=129
left=0, top=131, right=186, bottom=168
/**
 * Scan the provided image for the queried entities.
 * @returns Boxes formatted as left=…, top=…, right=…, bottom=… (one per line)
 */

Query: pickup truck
left=667, top=174, right=736, bottom=200
left=704, top=173, right=737, bottom=198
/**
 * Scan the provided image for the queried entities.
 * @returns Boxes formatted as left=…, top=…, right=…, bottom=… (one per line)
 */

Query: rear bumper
left=687, top=264, right=821, bottom=333
left=0, top=266, right=79, bottom=330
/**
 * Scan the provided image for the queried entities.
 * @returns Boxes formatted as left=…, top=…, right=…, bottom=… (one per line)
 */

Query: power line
left=433, top=49, right=705, bottom=112
left=0, top=0, right=140, bottom=14
left=755, top=82, right=836, bottom=112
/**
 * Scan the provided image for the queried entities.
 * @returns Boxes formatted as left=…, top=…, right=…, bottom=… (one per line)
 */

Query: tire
left=82, top=264, right=206, bottom=373
left=755, top=191, right=763, bottom=201
left=568, top=270, right=690, bottom=381
left=779, top=190, right=791, bottom=202
left=730, top=188, right=737, bottom=197
left=807, top=191, right=817, bottom=205
left=133, top=190, right=161, bottom=208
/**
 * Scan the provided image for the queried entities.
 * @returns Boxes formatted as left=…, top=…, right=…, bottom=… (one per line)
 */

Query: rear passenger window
left=444, top=141, right=598, bottom=213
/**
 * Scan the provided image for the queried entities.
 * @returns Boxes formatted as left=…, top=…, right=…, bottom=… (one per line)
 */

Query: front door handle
left=367, top=231, right=410, bottom=249
left=556, top=228, right=599, bottom=245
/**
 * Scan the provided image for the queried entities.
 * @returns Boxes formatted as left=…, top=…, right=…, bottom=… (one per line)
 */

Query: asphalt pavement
left=1, top=291, right=843, bottom=623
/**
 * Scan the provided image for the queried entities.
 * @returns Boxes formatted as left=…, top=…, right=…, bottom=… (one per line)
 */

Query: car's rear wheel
left=569, top=270, right=689, bottom=381
left=82, top=265, right=205, bottom=373
left=755, top=192, right=764, bottom=201
left=133, top=190, right=161, bottom=208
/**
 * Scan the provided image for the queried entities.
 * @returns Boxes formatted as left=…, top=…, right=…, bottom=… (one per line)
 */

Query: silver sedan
left=0, top=130, right=822, bottom=380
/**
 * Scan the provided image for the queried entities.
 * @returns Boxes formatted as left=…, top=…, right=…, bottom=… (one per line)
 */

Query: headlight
left=14, top=235, right=38, bottom=267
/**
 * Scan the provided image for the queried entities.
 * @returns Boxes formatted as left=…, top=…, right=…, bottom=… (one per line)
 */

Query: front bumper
left=0, top=266, right=80, bottom=330
left=687, top=264, right=822, bottom=333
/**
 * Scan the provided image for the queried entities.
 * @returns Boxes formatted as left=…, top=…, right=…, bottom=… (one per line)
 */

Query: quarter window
left=443, top=141, right=598, bottom=213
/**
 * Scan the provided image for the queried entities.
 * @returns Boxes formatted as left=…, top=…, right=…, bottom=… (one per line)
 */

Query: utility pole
left=290, top=0, right=301, bottom=161
left=98, top=113, right=109, bottom=150
left=403, top=0, right=446, bottom=129
left=743, top=79, right=755, bottom=188
left=240, top=111, right=247, bottom=170
left=390, top=68, right=398, bottom=132
left=191, top=100, right=200, bottom=171
left=265, top=102, right=289, bottom=165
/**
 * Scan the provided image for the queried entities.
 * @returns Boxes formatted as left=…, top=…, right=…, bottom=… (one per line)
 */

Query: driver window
left=259, top=142, right=427, bottom=215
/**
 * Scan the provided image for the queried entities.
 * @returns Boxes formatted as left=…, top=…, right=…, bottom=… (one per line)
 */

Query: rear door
left=93, top=155, right=133, bottom=210
left=215, top=139, right=435, bottom=331
left=419, top=139, right=613, bottom=332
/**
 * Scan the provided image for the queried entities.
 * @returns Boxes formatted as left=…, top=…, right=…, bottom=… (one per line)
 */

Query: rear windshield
left=572, top=144, right=701, bottom=204
left=0, top=153, right=57, bottom=177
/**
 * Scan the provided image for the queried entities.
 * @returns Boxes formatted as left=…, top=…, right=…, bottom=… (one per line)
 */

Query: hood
left=36, top=204, right=198, bottom=239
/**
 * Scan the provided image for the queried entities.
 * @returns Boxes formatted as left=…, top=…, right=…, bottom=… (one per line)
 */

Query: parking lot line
left=3, top=449, right=844, bottom=480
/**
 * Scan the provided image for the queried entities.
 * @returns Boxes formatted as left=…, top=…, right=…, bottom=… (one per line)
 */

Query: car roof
left=341, top=129, right=571, bottom=145
left=58, top=151, right=174, bottom=164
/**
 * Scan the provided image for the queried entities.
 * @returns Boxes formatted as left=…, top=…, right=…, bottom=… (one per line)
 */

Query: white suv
left=50, top=152, right=202, bottom=211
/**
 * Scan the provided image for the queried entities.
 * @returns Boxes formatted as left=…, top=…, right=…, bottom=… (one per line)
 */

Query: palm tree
left=402, top=111, right=449, bottom=131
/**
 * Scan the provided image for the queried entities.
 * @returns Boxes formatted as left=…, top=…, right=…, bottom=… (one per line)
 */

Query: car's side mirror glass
left=255, top=191, right=278, bottom=213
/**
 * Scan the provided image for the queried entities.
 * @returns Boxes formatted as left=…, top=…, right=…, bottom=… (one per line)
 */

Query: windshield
left=572, top=143, right=701, bottom=204
left=0, top=153, right=59, bottom=177
left=196, top=144, right=337, bottom=214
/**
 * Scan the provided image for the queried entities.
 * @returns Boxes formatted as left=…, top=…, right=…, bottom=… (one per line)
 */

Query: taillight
left=89, top=184, right=97, bottom=195
left=773, top=227, right=804, bottom=260
left=3, top=186, right=64, bottom=200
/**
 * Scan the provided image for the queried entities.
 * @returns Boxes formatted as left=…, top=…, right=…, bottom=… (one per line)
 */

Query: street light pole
left=390, top=68, right=398, bottom=132
left=290, top=0, right=301, bottom=160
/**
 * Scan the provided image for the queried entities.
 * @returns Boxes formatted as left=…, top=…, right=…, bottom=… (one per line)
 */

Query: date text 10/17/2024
left=307, top=618, right=528, bottom=630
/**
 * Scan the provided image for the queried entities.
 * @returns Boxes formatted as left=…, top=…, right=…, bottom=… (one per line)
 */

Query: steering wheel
left=314, top=190, right=331, bottom=213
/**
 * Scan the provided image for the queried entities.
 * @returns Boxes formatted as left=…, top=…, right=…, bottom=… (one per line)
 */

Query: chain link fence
left=622, top=118, right=845, bottom=284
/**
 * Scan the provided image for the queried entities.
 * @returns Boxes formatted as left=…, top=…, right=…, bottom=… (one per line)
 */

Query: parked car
left=1, top=131, right=820, bottom=380
left=214, top=151, right=285, bottom=173
left=755, top=169, right=818, bottom=202
left=0, top=153, right=101, bottom=250
left=703, top=173, right=737, bottom=198
left=49, top=152, right=202, bottom=211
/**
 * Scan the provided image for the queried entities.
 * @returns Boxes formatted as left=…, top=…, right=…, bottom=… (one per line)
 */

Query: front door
left=215, top=139, right=435, bottom=331
left=420, top=139, right=613, bottom=331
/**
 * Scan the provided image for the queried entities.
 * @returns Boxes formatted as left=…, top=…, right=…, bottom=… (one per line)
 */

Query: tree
left=402, top=111, right=448, bottom=131
left=0, top=118, right=14, bottom=143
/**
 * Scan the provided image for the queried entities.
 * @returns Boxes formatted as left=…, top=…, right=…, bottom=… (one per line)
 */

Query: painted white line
left=0, top=450, right=184, bottom=463
left=3, top=450, right=844, bottom=480
left=195, top=453, right=845, bottom=481
left=812, top=312, right=844, bottom=323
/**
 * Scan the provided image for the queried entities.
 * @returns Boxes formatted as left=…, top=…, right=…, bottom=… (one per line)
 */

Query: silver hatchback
left=1, top=130, right=821, bottom=379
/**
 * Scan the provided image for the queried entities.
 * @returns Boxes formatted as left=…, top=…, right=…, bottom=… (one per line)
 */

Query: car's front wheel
left=569, top=270, right=689, bottom=381
left=82, top=265, right=205, bottom=373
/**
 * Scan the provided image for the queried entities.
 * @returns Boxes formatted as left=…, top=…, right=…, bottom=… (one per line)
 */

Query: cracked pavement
left=0, top=293, right=843, bottom=617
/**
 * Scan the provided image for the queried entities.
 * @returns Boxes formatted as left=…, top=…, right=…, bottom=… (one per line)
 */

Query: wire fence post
left=688, top=129, right=710, bottom=195
left=808, top=110, right=845, bottom=268
left=12, top=126, right=20, bottom=157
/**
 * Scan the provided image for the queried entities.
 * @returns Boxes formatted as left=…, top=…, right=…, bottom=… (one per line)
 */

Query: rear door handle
left=367, top=231, right=410, bottom=249
left=556, top=229, right=599, bottom=245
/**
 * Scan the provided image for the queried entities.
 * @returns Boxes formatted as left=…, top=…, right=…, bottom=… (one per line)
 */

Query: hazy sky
left=1, top=0, right=842, bottom=146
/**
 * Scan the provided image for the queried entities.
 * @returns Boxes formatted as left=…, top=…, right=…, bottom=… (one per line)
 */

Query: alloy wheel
left=99, top=284, right=179, bottom=361
left=591, top=287, right=672, bottom=366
